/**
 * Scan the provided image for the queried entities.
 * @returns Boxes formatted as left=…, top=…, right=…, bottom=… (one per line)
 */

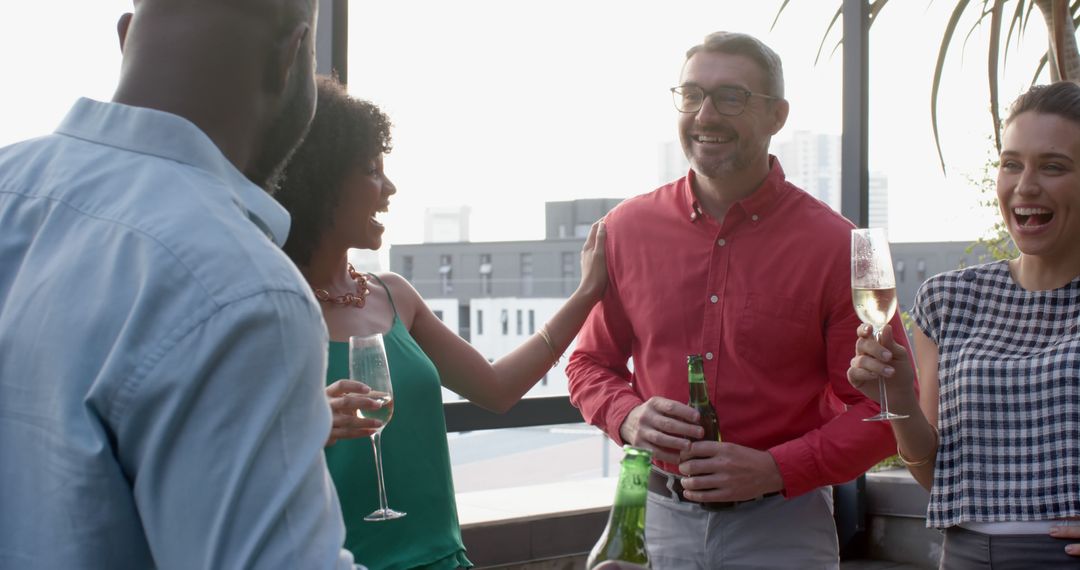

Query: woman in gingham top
left=848, top=81, right=1080, bottom=569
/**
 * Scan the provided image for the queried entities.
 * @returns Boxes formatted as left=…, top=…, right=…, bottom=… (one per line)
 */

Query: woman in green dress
left=275, top=77, right=608, bottom=570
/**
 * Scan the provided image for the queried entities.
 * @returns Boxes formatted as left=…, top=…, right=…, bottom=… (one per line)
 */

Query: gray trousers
left=644, top=487, right=839, bottom=569
left=940, top=526, right=1078, bottom=569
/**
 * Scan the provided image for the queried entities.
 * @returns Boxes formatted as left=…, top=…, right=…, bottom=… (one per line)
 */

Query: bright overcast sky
left=2, top=1, right=1051, bottom=251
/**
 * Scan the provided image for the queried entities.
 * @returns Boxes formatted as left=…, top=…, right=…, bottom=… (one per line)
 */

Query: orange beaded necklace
left=313, top=263, right=370, bottom=309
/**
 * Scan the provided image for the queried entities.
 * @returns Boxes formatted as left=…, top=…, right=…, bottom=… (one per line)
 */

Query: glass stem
left=878, top=376, right=890, bottom=415
left=874, top=325, right=891, bottom=415
left=371, top=432, right=390, bottom=513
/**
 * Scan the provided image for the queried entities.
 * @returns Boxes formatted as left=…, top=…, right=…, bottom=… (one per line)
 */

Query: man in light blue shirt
left=0, top=0, right=357, bottom=567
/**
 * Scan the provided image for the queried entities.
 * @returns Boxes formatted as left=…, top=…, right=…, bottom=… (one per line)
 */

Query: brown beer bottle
left=687, top=354, right=721, bottom=443
left=687, top=354, right=726, bottom=511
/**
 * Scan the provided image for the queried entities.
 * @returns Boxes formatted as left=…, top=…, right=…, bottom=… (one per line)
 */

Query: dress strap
left=366, top=273, right=399, bottom=320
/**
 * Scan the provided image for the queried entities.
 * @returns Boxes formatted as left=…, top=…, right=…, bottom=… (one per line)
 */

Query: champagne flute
left=851, top=228, right=908, bottom=421
left=349, top=334, right=406, bottom=521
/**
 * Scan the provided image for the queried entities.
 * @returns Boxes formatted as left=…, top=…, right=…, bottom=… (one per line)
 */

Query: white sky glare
left=1, top=1, right=1052, bottom=248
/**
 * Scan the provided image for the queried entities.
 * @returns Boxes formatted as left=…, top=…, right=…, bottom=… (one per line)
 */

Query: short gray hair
left=684, top=31, right=784, bottom=99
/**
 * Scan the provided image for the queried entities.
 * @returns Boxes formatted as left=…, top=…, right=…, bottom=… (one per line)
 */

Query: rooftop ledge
left=457, top=469, right=938, bottom=569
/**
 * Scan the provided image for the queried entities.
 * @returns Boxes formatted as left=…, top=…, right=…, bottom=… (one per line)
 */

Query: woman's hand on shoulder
left=324, top=379, right=384, bottom=447
left=575, top=220, right=608, bottom=303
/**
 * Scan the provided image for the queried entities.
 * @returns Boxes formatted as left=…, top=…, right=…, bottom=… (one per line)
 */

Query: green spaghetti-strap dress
left=324, top=275, right=472, bottom=570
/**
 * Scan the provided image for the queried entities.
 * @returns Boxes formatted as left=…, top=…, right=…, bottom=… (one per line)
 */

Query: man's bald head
left=114, top=0, right=319, bottom=190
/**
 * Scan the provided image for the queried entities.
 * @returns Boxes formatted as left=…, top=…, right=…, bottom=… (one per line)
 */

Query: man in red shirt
left=566, top=31, right=910, bottom=568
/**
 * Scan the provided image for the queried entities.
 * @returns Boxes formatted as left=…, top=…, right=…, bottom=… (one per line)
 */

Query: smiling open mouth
left=371, top=203, right=389, bottom=228
left=1014, top=206, right=1053, bottom=227
left=694, top=134, right=735, bottom=144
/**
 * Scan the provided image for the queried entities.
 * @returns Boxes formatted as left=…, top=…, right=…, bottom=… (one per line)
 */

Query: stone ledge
left=457, top=470, right=939, bottom=568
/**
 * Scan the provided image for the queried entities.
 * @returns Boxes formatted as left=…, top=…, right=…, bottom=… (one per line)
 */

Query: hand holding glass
left=349, top=334, right=405, bottom=521
left=851, top=228, right=907, bottom=421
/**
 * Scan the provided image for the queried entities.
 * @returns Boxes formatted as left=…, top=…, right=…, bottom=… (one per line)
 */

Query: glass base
left=863, top=411, right=909, bottom=422
left=364, top=508, right=406, bottom=522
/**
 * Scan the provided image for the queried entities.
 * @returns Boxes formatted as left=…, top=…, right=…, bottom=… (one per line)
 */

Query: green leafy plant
left=968, top=153, right=1020, bottom=262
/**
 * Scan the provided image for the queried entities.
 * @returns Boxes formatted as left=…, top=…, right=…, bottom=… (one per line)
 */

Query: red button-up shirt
left=567, top=159, right=904, bottom=498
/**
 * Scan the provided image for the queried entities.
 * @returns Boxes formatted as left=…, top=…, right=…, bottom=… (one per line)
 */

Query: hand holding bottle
left=679, top=441, right=783, bottom=503
left=619, top=397, right=702, bottom=464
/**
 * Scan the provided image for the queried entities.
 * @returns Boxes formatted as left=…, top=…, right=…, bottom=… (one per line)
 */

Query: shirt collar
left=55, top=98, right=291, bottom=247
left=680, top=155, right=788, bottom=223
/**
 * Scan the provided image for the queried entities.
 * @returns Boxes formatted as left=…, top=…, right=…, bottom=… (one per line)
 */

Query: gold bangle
left=537, top=325, right=561, bottom=367
left=897, top=424, right=940, bottom=467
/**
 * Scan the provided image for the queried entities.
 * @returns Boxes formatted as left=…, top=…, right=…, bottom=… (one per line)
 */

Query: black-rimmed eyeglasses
left=670, top=84, right=780, bottom=116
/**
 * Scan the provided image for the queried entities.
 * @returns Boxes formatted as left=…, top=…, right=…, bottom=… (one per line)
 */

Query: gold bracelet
left=537, top=325, right=561, bottom=367
left=897, top=424, right=940, bottom=467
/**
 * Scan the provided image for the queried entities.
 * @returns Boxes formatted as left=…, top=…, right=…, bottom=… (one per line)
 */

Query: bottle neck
left=689, top=379, right=710, bottom=407
left=612, top=462, right=649, bottom=508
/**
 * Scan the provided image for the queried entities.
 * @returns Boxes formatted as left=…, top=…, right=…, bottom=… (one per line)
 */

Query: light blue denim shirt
left=0, top=98, right=355, bottom=569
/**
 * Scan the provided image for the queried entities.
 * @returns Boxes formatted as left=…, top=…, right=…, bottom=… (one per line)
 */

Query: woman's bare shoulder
left=371, top=272, right=424, bottom=324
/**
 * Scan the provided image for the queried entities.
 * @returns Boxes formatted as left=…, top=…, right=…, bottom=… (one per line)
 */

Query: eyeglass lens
left=673, top=86, right=748, bottom=116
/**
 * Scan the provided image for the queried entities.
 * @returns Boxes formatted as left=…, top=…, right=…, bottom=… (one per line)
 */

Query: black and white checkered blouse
left=912, top=260, right=1080, bottom=528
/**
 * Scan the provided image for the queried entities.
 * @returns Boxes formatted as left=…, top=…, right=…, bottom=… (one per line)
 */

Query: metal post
left=838, top=0, right=872, bottom=560
left=315, top=0, right=349, bottom=85
left=842, top=0, right=870, bottom=229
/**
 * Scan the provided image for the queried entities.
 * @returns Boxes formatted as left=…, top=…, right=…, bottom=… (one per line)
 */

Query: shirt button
left=710, top=295, right=719, bottom=303
left=751, top=214, right=759, bottom=221
left=705, top=352, right=714, bottom=360
left=717, top=238, right=727, bottom=246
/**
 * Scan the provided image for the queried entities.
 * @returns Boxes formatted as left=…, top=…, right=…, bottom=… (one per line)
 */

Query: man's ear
left=769, top=98, right=790, bottom=136
left=117, top=12, right=133, bottom=52
left=266, top=23, right=310, bottom=94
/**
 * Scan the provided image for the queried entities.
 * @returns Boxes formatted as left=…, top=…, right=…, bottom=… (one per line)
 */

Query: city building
left=425, top=206, right=471, bottom=243
left=773, top=130, right=889, bottom=230
left=658, top=140, right=688, bottom=185
left=390, top=199, right=992, bottom=401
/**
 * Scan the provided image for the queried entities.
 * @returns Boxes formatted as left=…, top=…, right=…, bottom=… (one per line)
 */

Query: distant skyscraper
left=773, top=130, right=842, bottom=210
left=773, top=130, right=889, bottom=229
left=658, top=140, right=689, bottom=185
left=868, top=173, right=889, bottom=231
left=424, top=206, right=471, bottom=243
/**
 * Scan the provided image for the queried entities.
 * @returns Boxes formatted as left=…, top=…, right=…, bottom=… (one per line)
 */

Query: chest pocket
left=735, top=292, right=814, bottom=372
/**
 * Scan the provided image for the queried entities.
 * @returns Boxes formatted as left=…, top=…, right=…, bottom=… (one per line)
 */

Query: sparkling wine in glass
left=851, top=228, right=908, bottom=422
left=349, top=333, right=405, bottom=521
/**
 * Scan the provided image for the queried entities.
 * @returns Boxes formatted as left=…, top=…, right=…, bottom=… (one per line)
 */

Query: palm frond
left=1031, top=52, right=1049, bottom=84
left=869, top=0, right=892, bottom=23
left=988, top=1, right=1004, bottom=153
left=1048, top=0, right=1072, bottom=80
left=931, top=0, right=974, bottom=173
left=769, top=0, right=793, bottom=32
left=815, top=6, right=844, bottom=66
left=1003, top=0, right=1029, bottom=63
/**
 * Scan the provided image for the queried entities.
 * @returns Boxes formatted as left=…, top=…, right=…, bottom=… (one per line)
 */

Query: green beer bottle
left=687, top=354, right=721, bottom=443
left=586, top=445, right=652, bottom=569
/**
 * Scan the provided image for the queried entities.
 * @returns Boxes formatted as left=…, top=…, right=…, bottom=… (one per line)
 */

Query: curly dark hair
left=277, top=75, right=393, bottom=267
